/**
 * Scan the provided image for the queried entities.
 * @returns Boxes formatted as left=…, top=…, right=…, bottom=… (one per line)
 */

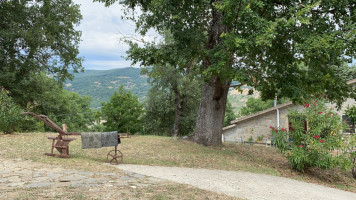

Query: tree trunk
left=192, top=76, right=230, bottom=146
left=191, top=1, right=231, bottom=146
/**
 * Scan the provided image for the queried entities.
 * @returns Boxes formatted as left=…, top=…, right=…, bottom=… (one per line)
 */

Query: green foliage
left=20, top=74, right=95, bottom=132
left=224, top=100, right=236, bottom=126
left=345, top=105, right=356, bottom=134
left=101, top=85, right=143, bottom=133
left=337, top=63, right=356, bottom=81
left=142, top=87, right=175, bottom=136
left=0, top=87, right=22, bottom=134
left=248, top=136, right=254, bottom=143
left=0, top=0, right=83, bottom=93
left=272, top=98, right=356, bottom=172
left=142, top=63, right=201, bottom=136
left=256, top=135, right=264, bottom=143
left=0, top=1, right=105, bottom=133
left=239, top=97, right=289, bottom=117
left=239, top=98, right=274, bottom=117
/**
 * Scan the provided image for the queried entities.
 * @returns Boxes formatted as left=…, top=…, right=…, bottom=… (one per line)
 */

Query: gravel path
left=0, top=158, right=159, bottom=190
left=112, top=164, right=356, bottom=200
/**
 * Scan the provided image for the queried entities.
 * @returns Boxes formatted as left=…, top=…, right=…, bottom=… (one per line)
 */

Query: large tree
left=0, top=0, right=83, bottom=106
left=97, top=0, right=356, bottom=146
left=142, top=63, right=202, bottom=137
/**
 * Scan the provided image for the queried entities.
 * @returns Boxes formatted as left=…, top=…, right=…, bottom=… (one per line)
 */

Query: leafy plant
left=345, top=105, right=356, bottom=134
left=272, top=98, right=356, bottom=172
left=247, top=136, right=254, bottom=144
left=101, top=85, right=144, bottom=133
left=224, top=100, right=236, bottom=126
left=0, top=87, right=22, bottom=134
left=256, top=135, right=264, bottom=143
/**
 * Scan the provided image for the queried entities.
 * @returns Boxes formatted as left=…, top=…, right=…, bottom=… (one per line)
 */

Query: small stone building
left=222, top=102, right=300, bottom=143
left=222, top=78, right=356, bottom=143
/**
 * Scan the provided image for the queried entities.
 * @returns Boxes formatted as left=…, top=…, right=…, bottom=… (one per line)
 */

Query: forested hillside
left=64, top=67, right=258, bottom=110
left=64, top=67, right=150, bottom=108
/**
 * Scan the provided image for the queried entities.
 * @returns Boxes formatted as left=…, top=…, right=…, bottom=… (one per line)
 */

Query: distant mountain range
left=64, top=67, right=150, bottom=108
left=64, top=67, right=257, bottom=112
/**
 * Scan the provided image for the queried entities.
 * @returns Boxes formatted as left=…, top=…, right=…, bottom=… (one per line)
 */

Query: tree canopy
left=97, top=0, right=356, bottom=145
left=0, top=0, right=95, bottom=133
left=0, top=0, right=83, bottom=107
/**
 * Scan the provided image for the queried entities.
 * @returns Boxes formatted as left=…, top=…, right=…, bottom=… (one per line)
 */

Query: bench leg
left=44, top=139, right=56, bottom=157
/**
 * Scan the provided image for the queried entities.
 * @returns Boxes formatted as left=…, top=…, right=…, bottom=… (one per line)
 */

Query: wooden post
left=62, top=124, right=67, bottom=132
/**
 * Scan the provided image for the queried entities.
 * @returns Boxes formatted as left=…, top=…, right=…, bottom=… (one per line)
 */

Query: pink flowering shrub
left=272, top=98, right=356, bottom=172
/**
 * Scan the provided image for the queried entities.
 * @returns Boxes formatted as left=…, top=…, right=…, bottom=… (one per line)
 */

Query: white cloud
left=72, top=0, right=148, bottom=70
left=85, top=59, right=140, bottom=70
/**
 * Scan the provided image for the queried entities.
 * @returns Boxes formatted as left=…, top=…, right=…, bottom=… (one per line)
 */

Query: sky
left=73, top=0, right=148, bottom=70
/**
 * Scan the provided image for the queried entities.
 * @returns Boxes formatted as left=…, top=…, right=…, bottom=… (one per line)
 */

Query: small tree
left=0, top=87, right=22, bottom=134
left=272, top=98, right=356, bottom=172
left=101, top=85, right=143, bottom=133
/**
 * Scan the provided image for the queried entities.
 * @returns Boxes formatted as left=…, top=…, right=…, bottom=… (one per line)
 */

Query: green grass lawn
left=1, top=132, right=355, bottom=193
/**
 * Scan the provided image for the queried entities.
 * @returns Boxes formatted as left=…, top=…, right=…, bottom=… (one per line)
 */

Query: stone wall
left=223, top=105, right=301, bottom=143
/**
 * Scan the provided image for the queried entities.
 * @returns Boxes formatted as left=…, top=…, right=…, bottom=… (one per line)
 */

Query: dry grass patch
left=2, top=183, right=237, bottom=200
left=0, top=133, right=355, bottom=193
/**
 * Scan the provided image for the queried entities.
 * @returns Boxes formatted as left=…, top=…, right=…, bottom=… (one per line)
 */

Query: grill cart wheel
left=107, top=146, right=123, bottom=165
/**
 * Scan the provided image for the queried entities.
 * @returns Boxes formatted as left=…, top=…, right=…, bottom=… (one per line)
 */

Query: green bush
left=0, top=87, right=22, bottom=134
left=272, top=98, right=356, bottom=172
left=101, top=85, right=143, bottom=134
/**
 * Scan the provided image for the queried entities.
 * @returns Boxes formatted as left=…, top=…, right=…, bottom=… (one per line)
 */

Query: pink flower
left=304, top=104, right=310, bottom=108
left=318, top=111, right=323, bottom=114
left=298, top=145, right=303, bottom=148
left=313, top=135, right=320, bottom=139
left=320, top=140, right=324, bottom=143
left=350, top=125, right=353, bottom=127
left=275, top=130, right=278, bottom=133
